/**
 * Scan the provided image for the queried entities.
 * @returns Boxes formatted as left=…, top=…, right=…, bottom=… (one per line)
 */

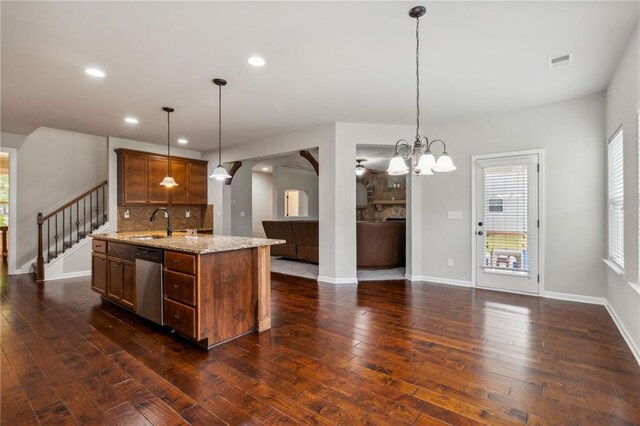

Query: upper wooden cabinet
left=169, top=159, right=190, bottom=205
left=116, top=149, right=208, bottom=206
left=189, top=162, right=208, bottom=205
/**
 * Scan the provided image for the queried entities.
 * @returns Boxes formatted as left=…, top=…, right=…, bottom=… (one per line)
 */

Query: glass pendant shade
left=355, top=164, right=366, bottom=176
left=416, top=150, right=436, bottom=173
left=433, top=152, right=456, bottom=172
left=387, top=154, right=409, bottom=176
left=418, top=165, right=434, bottom=175
left=160, top=175, right=178, bottom=187
left=210, top=164, right=232, bottom=180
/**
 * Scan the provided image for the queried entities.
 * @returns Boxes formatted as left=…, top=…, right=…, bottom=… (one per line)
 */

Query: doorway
left=472, top=151, right=543, bottom=294
left=0, top=148, right=17, bottom=275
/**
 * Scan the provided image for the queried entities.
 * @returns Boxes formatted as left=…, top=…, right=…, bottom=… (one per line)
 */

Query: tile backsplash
left=117, top=205, right=214, bottom=232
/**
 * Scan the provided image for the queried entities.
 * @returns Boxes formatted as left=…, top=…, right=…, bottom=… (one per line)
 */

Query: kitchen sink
left=128, top=235, right=171, bottom=240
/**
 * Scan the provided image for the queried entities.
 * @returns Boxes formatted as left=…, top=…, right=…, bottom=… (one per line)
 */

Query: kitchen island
left=90, top=231, right=284, bottom=349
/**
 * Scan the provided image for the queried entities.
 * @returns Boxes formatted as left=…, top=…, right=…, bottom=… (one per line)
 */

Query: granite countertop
left=92, top=231, right=285, bottom=254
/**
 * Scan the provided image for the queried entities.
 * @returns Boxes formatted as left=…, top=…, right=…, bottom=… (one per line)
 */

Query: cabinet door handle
left=174, top=284, right=179, bottom=289
left=174, top=314, right=180, bottom=320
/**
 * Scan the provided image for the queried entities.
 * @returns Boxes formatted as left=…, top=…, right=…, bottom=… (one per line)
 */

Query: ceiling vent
left=548, top=53, right=573, bottom=70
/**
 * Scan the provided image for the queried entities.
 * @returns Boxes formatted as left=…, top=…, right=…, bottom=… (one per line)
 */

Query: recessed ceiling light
left=177, top=138, right=188, bottom=144
left=248, top=56, right=265, bottom=67
left=124, top=116, right=138, bottom=124
left=262, top=167, right=269, bottom=171
left=84, top=67, right=106, bottom=78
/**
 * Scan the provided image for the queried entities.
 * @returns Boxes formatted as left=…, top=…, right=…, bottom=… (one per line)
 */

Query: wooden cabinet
left=163, top=270, right=196, bottom=305
left=148, top=156, right=170, bottom=204
left=91, top=238, right=268, bottom=349
left=91, top=239, right=136, bottom=311
left=169, top=159, right=190, bottom=204
left=116, top=148, right=207, bottom=206
left=91, top=252, right=107, bottom=295
left=107, top=257, right=135, bottom=310
left=163, top=298, right=196, bottom=339
left=163, top=251, right=198, bottom=339
left=121, top=152, right=148, bottom=204
left=189, top=162, right=208, bottom=205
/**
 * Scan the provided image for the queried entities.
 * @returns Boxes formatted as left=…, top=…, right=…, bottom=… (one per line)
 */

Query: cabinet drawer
left=163, top=298, right=197, bottom=339
left=164, top=270, right=196, bottom=306
left=108, top=242, right=136, bottom=260
left=92, top=239, right=107, bottom=254
left=164, top=251, right=196, bottom=275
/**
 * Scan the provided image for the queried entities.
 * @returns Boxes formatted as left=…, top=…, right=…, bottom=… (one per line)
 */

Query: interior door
left=475, top=154, right=539, bottom=294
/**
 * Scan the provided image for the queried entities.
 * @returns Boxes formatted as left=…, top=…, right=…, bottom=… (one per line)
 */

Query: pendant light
left=355, top=159, right=366, bottom=176
left=387, top=6, right=455, bottom=176
left=159, top=107, right=178, bottom=187
left=209, top=78, right=232, bottom=180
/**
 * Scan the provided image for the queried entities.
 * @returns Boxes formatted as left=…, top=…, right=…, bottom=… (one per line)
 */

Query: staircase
left=35, top=180, right=108, bottom=282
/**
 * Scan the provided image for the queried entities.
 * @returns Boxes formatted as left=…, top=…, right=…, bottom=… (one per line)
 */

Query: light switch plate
left=447, top=211, right=463, bottom=220
left=124, top=210, right=129, bottom=219
left=186, top=210, right=190, bottom=218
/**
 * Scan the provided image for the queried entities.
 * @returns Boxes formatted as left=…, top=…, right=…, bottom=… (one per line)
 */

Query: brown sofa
left=263, top=220, right=405, bottom=269
left=291, top=221, right=319, bottom=263
left=263, top=220, right=319, bottom=263
left=356, top=221, right=405, bottom=269
left=261, top=221, right=297, bottom=259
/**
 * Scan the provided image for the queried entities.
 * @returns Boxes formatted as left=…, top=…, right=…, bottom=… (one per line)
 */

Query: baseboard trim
left=44, top=270, right=91, bottom=281
left=317, top=276, right=358, bottom=285
left=406, top=274, right=473, bottom=287
left=542, top=291, right=606, bottom=305
left=604, top=301, right=640, bottom=366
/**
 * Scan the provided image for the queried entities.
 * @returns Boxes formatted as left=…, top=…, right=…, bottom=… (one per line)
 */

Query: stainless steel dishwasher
left=135, top=247, right=163, bottom=325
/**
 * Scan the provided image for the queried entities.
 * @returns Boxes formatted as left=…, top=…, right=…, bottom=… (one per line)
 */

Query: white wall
left=605, top=22, right=640, bottom=359
left=229, top=161, right=255, bottom=237
left=272, top=166, right=319, bottom=220
left=15, top=127, right=108, bottom=271
left=0, top=131, right=26, bottom=150
left=201, top=124, right=354, bottom=282
left=252, top=172, right=273, bottom=238
left=422, top=93, right=606, bottom=297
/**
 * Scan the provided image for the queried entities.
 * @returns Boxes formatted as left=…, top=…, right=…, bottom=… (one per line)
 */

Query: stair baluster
left=35, top=180, right=108, bottom=282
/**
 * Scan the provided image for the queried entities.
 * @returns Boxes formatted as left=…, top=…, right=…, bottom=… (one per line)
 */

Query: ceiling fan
left=355, top=159, right=378, bottom=176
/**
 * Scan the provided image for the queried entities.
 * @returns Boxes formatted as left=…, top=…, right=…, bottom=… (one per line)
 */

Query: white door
left=475, top=154, right=539, bottom=294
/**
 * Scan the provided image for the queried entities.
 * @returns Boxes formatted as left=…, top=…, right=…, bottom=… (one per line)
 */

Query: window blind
left=608, top=129, right=624, bottom=269
left=482, top=164, right=529, bottom=276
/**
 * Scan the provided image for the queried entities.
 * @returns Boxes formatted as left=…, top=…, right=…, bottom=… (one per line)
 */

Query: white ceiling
left=2, top=2, right=638, bottom=151
left=250, top=146, right=394, bottom=173
left=356, top=146, right=397, bottom=172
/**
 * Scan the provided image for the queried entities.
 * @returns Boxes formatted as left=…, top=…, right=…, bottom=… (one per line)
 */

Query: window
left=482, top=165, right=529, bottom=275
left=608, top=128, right=624, bottom=269
left=488, top=198, right=504, bottom=212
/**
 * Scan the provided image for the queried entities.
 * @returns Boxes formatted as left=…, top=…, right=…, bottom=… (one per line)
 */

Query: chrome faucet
left=150, top=208, right=172, bottom=236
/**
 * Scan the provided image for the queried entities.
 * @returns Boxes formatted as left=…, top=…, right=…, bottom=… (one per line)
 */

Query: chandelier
left=387, top=6, right=456, bottom=176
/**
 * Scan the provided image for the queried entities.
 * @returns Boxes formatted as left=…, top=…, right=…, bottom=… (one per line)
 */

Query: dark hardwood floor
left=2, top=268, right=639, bottom=425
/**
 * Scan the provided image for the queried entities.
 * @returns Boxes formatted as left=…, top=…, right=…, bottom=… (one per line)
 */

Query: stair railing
left=36, top=180, right=108, bottom=282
